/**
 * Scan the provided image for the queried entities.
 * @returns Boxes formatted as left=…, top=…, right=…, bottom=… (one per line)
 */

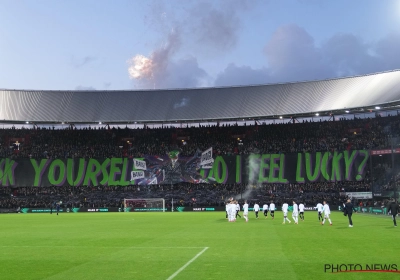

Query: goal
left=123, top=198, right=166, bottom=212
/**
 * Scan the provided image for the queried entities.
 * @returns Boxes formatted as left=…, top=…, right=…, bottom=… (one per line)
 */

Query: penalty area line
left=166, top=247, right=209, bottom=280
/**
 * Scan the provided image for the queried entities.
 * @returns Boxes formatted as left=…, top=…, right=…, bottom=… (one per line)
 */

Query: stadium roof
left=1, top=70, right=400, bottom=124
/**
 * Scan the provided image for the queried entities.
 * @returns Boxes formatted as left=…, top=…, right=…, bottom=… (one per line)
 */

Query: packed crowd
left=0, top=114, right=399, bottom=210
left=0, top=114, right=399, bottom=159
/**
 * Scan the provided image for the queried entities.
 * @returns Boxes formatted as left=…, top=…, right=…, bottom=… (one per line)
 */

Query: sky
left=1, top=0, right=400, bottom=91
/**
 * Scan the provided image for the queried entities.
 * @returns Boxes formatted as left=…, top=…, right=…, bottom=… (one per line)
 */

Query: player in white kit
left=228, top=201, right=235, bottom=222
left=233, top=201, right=238, bottom=222
left=269, top=201, right=275, bottom=220
left=315, top=202, right=323, bottom=221
left=243, top=201, right=249, bottom=222
left=321, top=201, right=332, bottom=226
left=227, top=201, right=231, bottom=221
left=236, top=202, right=241, bottom=219
left=263, top=203, right=269, bottom=219
left=253, top=203, right=260, bottom=219
left=282, top=202, right=291, bottom=224
left=292, top=201, right=299, bottom=224
left=299, top=202, right=305, bottom=221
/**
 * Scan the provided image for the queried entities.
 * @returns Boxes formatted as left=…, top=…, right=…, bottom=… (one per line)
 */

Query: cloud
left=264, top=24, right=334, bottom=82
left=162, top=56, right=210, bottom=88
left=321, top=33, right=382, bottom=76
left=216, top=24, right=400, bottom=86
left=75, top=85, right=96, bottom=91
left=189, top=1, right=241, bottom=51
left=263, top=25, right=400, bottom=82
left=215, top=24, right=330, bottom=85
left=375, top=32, right=400, bottom=71
left=215, top=63, right=270, bottom=87
left=72, top=56, right=97, bottom=68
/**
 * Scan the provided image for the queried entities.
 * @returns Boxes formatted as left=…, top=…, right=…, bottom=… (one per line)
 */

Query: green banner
left=0, top=150, right=369, bottom=186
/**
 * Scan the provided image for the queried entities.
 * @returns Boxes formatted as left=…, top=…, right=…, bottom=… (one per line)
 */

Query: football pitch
left=0, top=211, right=399, bottom=280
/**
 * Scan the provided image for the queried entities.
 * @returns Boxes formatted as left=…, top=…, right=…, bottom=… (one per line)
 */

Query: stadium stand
left=3, top=71, right=400, bottom=212
left=0, top=114, right=399, bottom=159
left=1, top=113, right=399, bottom=210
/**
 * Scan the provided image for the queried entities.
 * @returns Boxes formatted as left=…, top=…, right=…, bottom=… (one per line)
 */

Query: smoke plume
left=127, top=30, right=180, bottom=88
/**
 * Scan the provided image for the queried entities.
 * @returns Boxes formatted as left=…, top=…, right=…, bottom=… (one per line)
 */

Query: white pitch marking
left=0, top=245, right=205, bottom=249
left=166, top=247, right=209, bottom=280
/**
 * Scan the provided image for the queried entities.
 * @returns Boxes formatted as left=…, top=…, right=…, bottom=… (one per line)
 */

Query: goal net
left=123, top=198, right=166, bottom=212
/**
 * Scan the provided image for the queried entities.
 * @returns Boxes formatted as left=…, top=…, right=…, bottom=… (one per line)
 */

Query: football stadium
left=1, top=70, right=400, bottom=280
left=3, top=1, right=400, bottom=279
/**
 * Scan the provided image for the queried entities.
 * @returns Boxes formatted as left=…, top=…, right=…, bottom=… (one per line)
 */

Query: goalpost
left=123, top=198, right=166, bottom=212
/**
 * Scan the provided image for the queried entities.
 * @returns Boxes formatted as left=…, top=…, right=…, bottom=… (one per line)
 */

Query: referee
left=344, top=199, right=356, bottom=227
left=387, top=199, right=400, bottom=227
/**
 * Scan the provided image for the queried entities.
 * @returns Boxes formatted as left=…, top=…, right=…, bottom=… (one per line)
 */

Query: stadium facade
left=1, top=70, right=400, bottom=124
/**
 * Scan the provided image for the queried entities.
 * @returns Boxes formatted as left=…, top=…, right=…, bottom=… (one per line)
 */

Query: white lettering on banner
left=371, top=148, right=400, bottom=155
left=200, top=147, right=213, bottom=165
left=345, top=192, right=373, bottom=199
left=148, top=177, right=158, bottom=185
left=131, top=171, right=145, bottom=180
left=134, top=159, right=147, bottom=170
left=201, top=159, right=214, bottom=169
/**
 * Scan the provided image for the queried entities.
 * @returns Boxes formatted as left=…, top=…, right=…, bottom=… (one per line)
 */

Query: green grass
left=0, top=211, right=399, bottom=280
